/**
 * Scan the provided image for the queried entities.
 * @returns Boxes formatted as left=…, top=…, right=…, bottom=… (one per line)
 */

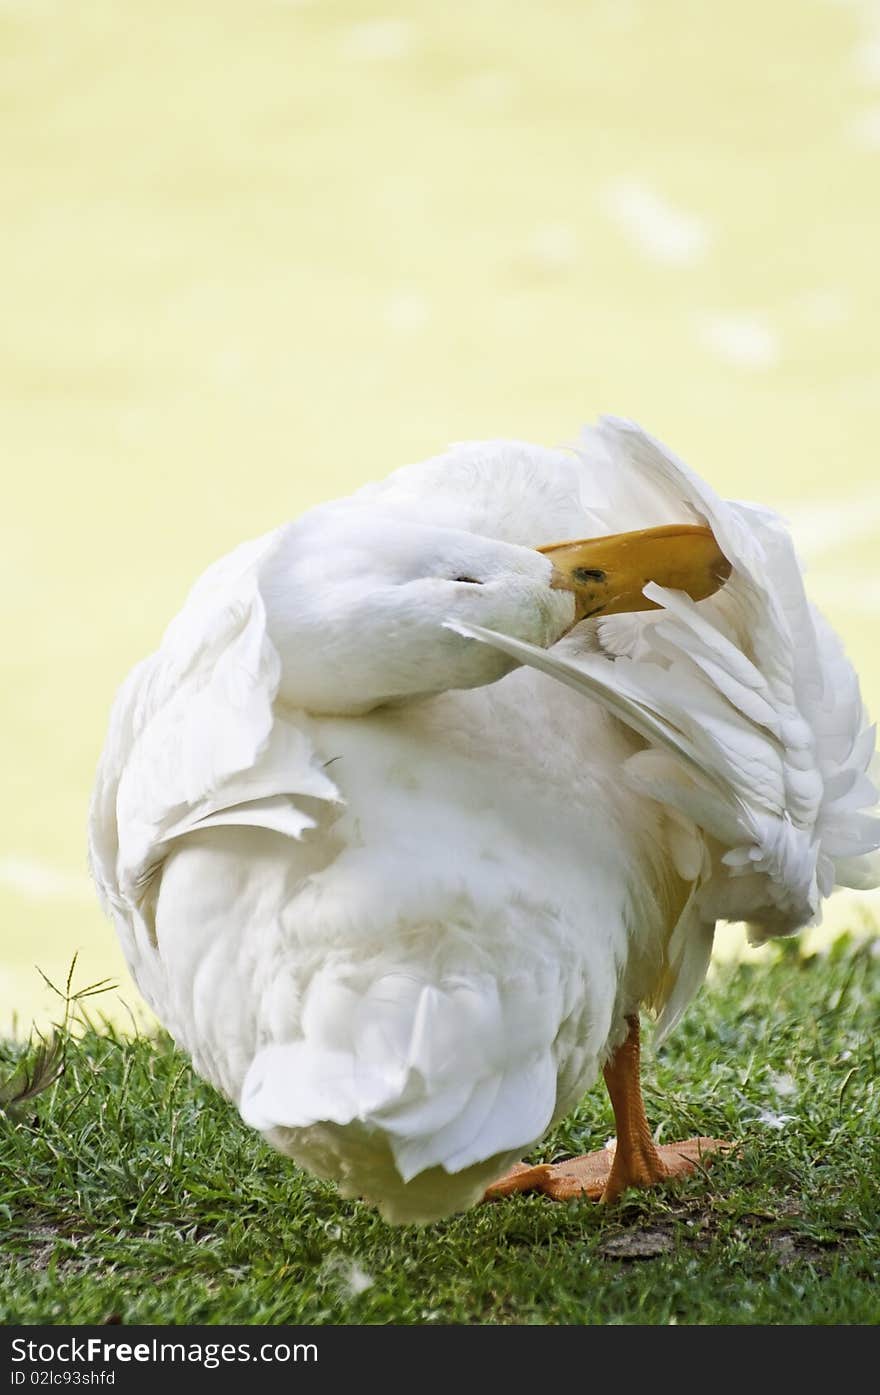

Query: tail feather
left=240, top=963, right=566, bottom=1183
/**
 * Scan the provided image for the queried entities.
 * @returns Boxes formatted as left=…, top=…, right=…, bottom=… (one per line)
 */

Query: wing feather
left=454, top=419, right=880, bottom=1032
left=88, top=526, right=340, bottom=971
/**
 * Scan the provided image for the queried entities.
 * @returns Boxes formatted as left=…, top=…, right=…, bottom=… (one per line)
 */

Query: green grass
left=1, top=936, right=879, bottom=1326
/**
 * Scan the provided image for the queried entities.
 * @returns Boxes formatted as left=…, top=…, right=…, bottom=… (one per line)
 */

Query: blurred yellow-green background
left=4, top=0, right=880, bottom=1035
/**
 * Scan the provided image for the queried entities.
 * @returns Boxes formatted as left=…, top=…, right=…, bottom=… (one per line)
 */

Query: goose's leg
left=485, top=1016, right=728, bottom=1203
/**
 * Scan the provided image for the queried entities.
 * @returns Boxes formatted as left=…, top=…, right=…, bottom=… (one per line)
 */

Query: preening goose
left=89, top=418, right=879, bottom=1223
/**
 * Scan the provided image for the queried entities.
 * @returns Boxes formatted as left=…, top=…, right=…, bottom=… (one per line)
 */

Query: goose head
left=261, top=505, right=729, bottom=716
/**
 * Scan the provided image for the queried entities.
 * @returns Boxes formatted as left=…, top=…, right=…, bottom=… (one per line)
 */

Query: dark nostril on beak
left=572, top=567, right=607, bottom=584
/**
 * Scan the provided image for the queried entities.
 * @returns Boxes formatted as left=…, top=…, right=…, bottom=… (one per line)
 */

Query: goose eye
left=452, top=576, right=483, bottom=585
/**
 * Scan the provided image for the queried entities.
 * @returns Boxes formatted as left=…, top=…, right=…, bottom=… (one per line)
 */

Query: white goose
left=89, top=418, right=879, bottom=1223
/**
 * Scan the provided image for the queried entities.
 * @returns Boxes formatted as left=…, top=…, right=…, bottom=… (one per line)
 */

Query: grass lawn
left=1, top=936, right=878, bottom=1326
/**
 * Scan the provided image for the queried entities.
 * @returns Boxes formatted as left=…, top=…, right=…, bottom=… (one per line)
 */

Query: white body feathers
left=89, top=419, right=879, bottom=1222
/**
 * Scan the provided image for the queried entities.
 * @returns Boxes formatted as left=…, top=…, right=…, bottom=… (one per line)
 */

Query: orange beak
left=538, top=523, right=731, bottom=622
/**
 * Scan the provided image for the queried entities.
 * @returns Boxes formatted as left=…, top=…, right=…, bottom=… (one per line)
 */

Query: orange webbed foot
left=485, top=1135, right=730, bottom=1204
left=485, top=1015, right=732, bottom=1206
